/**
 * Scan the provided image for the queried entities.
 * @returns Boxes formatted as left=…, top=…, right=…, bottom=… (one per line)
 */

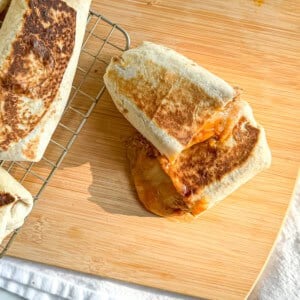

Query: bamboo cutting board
left=5, top=0, right=300, bottom=299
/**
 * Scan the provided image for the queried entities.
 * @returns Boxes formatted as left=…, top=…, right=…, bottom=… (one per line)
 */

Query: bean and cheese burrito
left=0, top=0, right=91, bottom=161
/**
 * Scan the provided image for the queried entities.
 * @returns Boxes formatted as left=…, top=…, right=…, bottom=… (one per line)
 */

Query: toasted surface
left=104, top=41, right=235, bottom=160
left=0, top=167, right=33, bottom=243
left=0, top=0, right=91, bottom=161
left=0, top=0, right=9, bottom=13
left=127, top=100, right=271, bottom=217
left=160, top=117, right=260, bottom=198
left=0, top=0, right=76, bottom=151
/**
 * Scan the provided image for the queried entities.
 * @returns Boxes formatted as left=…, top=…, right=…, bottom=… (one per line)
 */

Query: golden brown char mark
left=0, top=0, right=76, bottom=150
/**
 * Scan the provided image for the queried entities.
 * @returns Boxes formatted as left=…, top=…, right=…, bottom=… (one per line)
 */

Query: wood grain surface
left=6, top=0, right=300, bottom=299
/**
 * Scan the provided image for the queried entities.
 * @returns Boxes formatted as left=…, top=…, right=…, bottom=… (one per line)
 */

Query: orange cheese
left=186, top=100, right=243, bottom=150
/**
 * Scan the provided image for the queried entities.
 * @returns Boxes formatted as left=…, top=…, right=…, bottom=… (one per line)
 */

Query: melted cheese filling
left=130, top=145, right=190, bottom=217
left=128, top=135, right=212, bottom=218
left=187, top=100, right=243, bottom=148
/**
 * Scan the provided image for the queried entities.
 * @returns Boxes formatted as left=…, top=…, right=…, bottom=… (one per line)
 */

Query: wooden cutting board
left=6, top=0, right=300, bottom=299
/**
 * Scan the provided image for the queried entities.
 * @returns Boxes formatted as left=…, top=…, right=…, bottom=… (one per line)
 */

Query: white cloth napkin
left=0, top=257, right=192, bottom=300
left=248, top=174, right=300, bottom=300
left=0, top=177, right=299, bottom=300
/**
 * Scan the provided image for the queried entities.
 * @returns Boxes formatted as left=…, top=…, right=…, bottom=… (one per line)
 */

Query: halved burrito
left=105, top=41, right=271, bottom=217
left=127, top=100, right=271, bottom=217
left=0, top=167, right=33, bottom=243
left=0, top=0, right=91, bottom=161
left=104, top=41, right=237, bottom=161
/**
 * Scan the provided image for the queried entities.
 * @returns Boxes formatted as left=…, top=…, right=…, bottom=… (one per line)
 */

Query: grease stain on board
left=253, top=0, right=264, bottom=6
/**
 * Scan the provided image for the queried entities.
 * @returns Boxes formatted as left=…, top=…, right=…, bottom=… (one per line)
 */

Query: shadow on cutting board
left=60, top=89, right=155, bottom=218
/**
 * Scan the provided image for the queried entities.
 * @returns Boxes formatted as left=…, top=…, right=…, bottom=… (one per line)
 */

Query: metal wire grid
left=0, top=11, right=130, bottom=257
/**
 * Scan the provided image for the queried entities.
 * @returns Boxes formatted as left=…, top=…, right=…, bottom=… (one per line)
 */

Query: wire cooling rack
left=0, top=11, right=130, bottom=257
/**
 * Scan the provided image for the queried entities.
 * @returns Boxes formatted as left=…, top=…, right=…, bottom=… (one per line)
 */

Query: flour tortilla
left=0, top=0, right=91, bottom=161
left=104, top=41, right=236, bottom=160
left=0, top=167, right=33, bottom=243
